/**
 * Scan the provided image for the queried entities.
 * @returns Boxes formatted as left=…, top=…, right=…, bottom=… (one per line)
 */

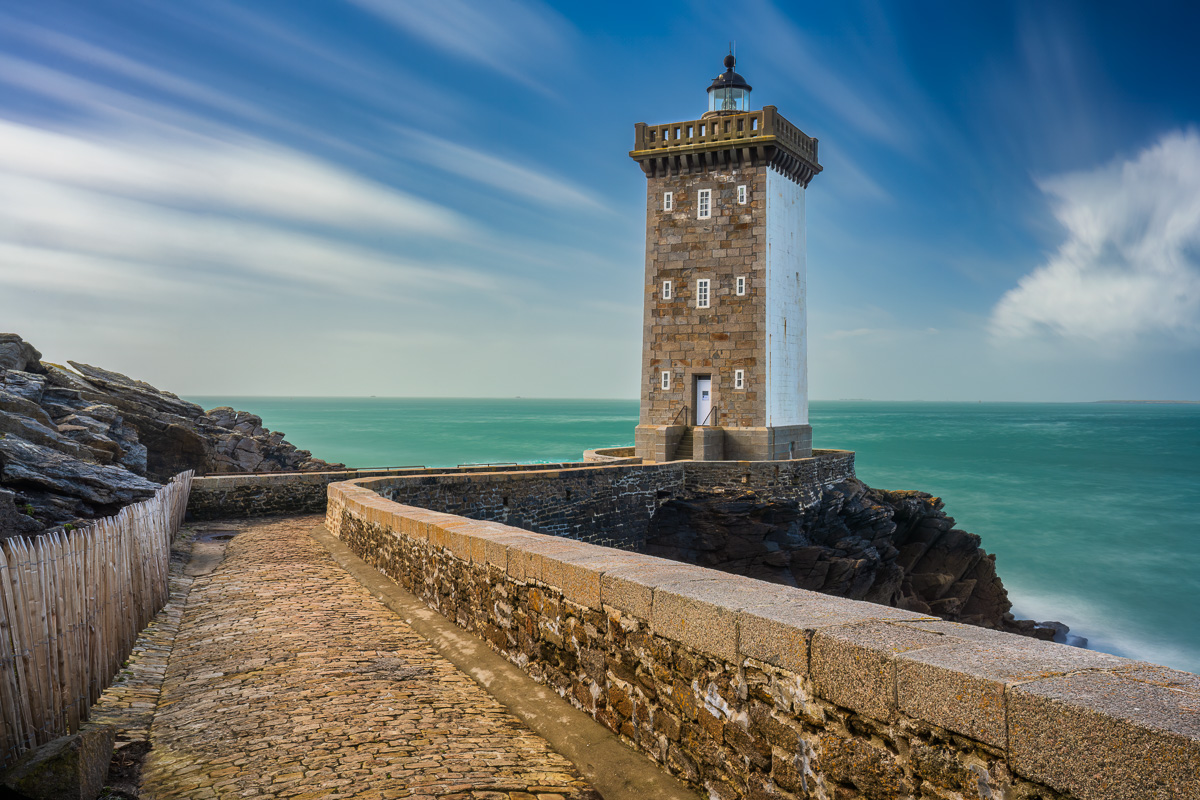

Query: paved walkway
left=121, top=516, right=598, bottom=800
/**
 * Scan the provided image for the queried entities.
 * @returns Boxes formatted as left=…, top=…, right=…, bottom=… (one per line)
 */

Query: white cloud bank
left=991, top=130, right=1200, bottom=345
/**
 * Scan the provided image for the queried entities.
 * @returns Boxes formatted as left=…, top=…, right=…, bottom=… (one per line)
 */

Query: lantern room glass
left=708, top=86, right=750, bottom=113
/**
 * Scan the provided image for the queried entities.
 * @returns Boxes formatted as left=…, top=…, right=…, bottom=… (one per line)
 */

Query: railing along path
left=0, top=471, right=193, bottom=769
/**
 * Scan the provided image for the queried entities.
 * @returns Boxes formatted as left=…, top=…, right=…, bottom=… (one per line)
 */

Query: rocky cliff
left=645, top=478, right=1072, bottom=641
left=0, top=334, right=343, bottom=536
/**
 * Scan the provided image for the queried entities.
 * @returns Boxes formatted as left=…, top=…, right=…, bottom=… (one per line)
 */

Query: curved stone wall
left=327, top=477, right=1200, bottom=800
left=188, top=460, right=636, bottom=519
left=583, top=446, right=638, bottom=462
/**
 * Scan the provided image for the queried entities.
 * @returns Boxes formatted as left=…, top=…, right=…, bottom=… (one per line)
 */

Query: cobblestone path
left=140, top=516, right=599, bottom=800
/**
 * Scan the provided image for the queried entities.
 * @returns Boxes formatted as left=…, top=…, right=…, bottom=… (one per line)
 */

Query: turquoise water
left=190, top=397, right=1200, bottom=674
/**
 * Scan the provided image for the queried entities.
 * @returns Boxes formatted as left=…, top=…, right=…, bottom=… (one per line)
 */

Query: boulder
left=0, top=488, right=41, bottom=539
left=0, top=334, right=343, bottom=536
left=0, top=436, right=161, bottom=520
left=1, top=726, right=115, bottom=800
left=0, top=334, right=43, bottom=373
left=0, top=370, right=47, bottom=404
left=0, top=410, right=94, bottom=461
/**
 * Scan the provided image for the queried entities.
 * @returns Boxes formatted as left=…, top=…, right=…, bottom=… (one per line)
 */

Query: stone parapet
left=190, top=453, right=859, bottom=549
left=720, top=425, right=814, bottom=461
left=582, top=447, right=638, bottom=463
left=635, top=424, right=685, bottom=462
left=189, top=461, right=628, bottom=520
left=326, top=480, right=1200, bottom=800
left=693, top=427, right=725, bottom=461
left=631, top=106, right=821, bottom=187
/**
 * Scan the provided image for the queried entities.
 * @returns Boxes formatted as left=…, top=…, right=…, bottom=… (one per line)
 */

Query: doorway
left=695, top=376, right=713, bottom=425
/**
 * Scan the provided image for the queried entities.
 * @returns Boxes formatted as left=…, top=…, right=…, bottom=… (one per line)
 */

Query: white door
left=696, top=377, right=712, bottom=425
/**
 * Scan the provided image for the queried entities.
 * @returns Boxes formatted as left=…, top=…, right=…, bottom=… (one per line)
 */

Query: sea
left=189, top=397, right=1200, bottom=675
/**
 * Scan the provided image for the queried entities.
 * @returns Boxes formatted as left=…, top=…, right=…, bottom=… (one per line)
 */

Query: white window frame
left=661, top=370, right=671, bottom=390
left=697, top=189, right=711, bottom=220
left=736, top=276, right=746, bottom=296
left=737, top=185, right=747, bottom=204
left=662, top=280, right=672, bottom=300
left=734, top=369, right=745, bottom=390
left=663, top=191, right=673, bottom=211
left=696, top=278, right=710, bottom=309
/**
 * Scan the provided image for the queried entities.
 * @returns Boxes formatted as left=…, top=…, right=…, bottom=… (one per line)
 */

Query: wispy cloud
left=346, top=0, right=574, bottom=94
left=0, top=172, right=495, bottom=298
left=392, top=127, right=602, bottom=211
left=715, top=0, right=947, bottom=156
left=990, top=130, right=1200, bottom=345
left=0, top=118, right=464, bottom=235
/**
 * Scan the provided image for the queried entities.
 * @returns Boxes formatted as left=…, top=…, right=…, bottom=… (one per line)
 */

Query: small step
left=673, top=427, right=695, bottom=461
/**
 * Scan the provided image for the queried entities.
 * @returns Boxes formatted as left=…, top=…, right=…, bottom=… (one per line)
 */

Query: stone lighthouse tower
left=630, top=54, right=822, bottom=462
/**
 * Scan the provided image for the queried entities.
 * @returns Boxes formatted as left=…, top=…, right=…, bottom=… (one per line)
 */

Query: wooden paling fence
left=0, top=471, right=193, bottom=770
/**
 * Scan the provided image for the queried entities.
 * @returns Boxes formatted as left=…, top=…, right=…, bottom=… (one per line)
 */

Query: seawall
left=326, top=476, right=1200, bottom=800
left=188, top=452, right=856, bottom=550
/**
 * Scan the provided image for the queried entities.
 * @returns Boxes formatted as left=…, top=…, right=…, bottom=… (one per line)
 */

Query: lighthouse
left=629, top=54, right=822, bottom=462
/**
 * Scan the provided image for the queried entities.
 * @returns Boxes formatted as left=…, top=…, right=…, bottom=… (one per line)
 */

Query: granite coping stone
left=738, top=593, right=927, bottom=677
left=810, top=621, right=964, bottom=722
left=506, top=538, right=600, bottom=585
left=542, top=551, right=657, bottom=611
left=1008, top=669, right=1200, bottom=800
left=533, top=540, right=620, bottom=593
left=895, top=630, right=1127, bottom=749
left=599, top=562, right=715, bottom=620
left=1113, top=662, right=1200, bottom=695
left=479, top=531, right=547, bottom=572
left=652, top=576, right=794, bottom=663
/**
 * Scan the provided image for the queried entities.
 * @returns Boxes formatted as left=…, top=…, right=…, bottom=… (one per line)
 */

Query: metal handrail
left=671, top=404, right=688, bottom=426
left=698, top=405, right=717, bottom=426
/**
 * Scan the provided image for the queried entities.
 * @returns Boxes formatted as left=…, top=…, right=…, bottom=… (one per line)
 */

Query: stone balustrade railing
left=326, top=477, right=1200, bottom=800
left=632, top=105, right=819, bottom=166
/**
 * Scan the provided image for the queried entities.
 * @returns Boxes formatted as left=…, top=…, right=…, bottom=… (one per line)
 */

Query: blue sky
left=0, top=0, right=1198, bottom=400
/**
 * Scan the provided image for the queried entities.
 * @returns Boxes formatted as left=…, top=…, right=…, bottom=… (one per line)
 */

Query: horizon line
left=181, top=395, right=1200, bottom=404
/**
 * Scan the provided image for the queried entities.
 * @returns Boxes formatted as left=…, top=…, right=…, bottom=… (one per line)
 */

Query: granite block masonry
left=630, top=57, right=822, bottom=462
left=327, top=476, right=1200, bottom=800
left=192, top=453, right=857, bottom=550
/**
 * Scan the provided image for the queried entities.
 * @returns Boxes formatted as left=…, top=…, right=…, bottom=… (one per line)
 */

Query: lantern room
left=705, top=54, right=752, bottom=116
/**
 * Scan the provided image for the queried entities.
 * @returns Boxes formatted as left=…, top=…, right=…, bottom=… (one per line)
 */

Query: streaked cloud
left=392, top=128, right=602, bottom=211
left=346, top=0, right=574, bottom=93
left=990, top=130, right=1200, bottom=345
left=0, top=172, right=496, bottom=298
left=0, top=118, right=463, bottom=235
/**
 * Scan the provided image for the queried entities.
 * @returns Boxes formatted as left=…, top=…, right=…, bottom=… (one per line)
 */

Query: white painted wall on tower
left=764, top=167, right=808, bottom=427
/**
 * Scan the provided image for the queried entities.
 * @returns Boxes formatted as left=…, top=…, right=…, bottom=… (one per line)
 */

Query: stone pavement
left=89, top=528, right=197, bottom=749
left=132, top=516, right=599, bottom=800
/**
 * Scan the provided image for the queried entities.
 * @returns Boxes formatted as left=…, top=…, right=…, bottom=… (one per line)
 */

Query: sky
left=0, top=0, right=1198, bottom=401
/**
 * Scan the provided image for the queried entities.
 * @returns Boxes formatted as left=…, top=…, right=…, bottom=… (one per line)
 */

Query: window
left=734, top=370, right=745, bottom=390
left=661, top=371, right=671, bottom=390
left=737, top=185, right=747, bottom=204
left=696, top=279, right=710, bottom=308
left=697, top=189, right=711, bottom=220
left=662, top=280, right=672, bottom=300
left=663, top=192, right=673, bottom=211
left=736, top=276, right=746, bottom=296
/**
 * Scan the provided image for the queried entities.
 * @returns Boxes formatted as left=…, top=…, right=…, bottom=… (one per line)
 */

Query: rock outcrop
left=0, top=334, right=343, bottom=537
left=645, top=478, right=1074, bottom=641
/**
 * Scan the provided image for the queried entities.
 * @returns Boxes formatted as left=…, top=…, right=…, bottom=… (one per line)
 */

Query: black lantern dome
left=705, top=54, right=752, bottom=116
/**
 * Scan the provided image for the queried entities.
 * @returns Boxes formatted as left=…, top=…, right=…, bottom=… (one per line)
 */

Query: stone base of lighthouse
left=635, top=423, right=812, bottom=462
